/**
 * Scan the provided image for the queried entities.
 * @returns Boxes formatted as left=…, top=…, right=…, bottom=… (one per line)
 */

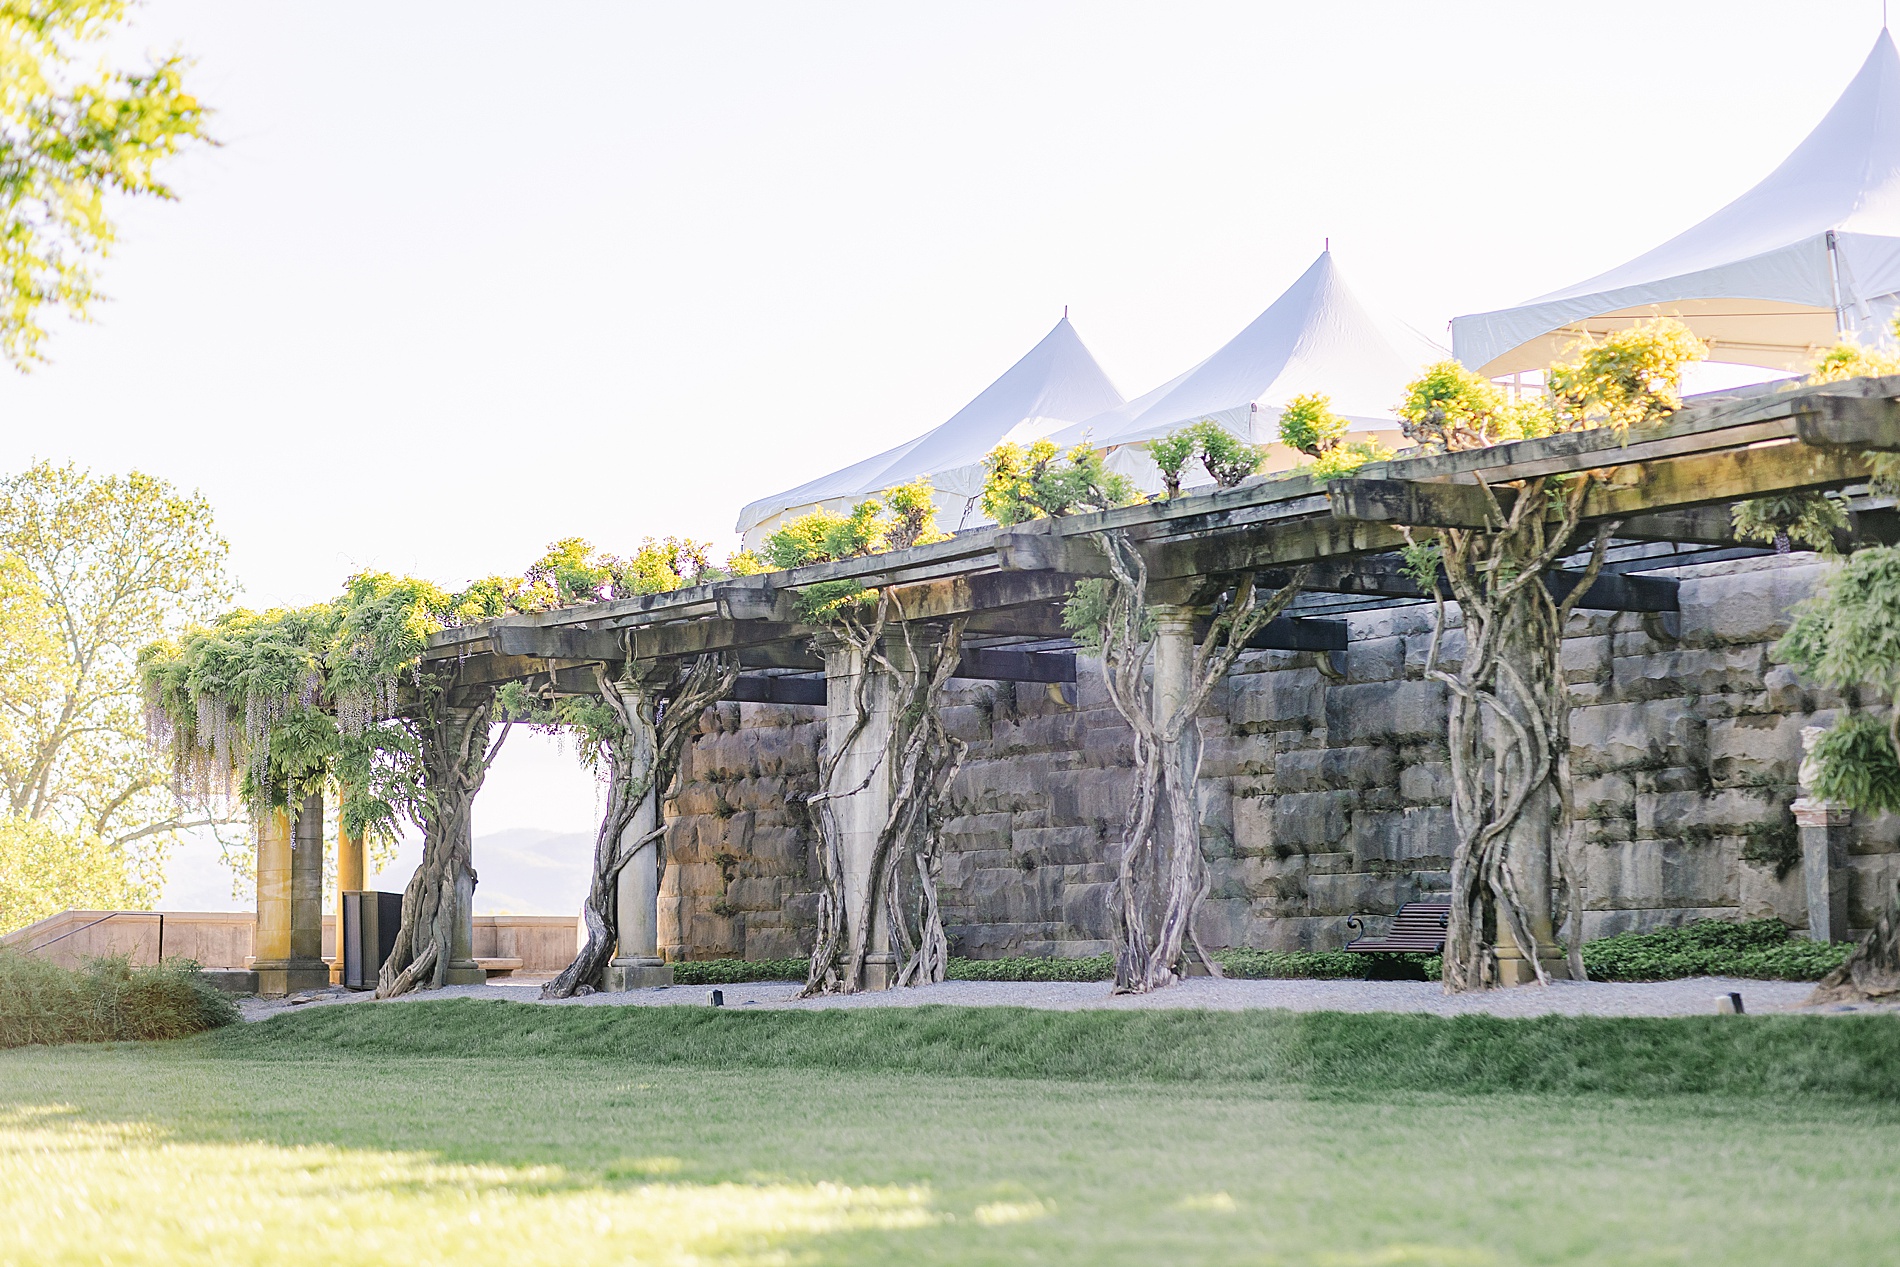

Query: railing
left=10, top=910, right=166, bottom=960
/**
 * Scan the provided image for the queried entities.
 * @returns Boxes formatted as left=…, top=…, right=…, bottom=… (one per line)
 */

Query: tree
left=2, top=0, right=213, bottom=367
left=1395, top=322, right=1706, bottom=991
left=524, top=655, right=735, bottom=999
left=0, top=814, right=154, bottom=934
left=1066, top=546, right=1306, bottom=992
left=980, top=441, right=1140, bottom=525
left=1777, top=548, right=1900, bottom=1001
left=797, top=593, right=967, bottom=995
left=0, top=461, right=231, bottom=910
left=1145, top=421, right=1264, bottom=499
left=1277, top=393, right=1391, bottom=482
left=141, top=569, right=532, bottom=997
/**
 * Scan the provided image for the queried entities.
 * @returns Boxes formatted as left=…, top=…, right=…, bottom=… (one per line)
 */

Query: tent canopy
left=1454, top=30, right=1900, bottom=377
left=734, top=317, right=1124, bottom=540
left=1044, top=250, right=1444, bottom=457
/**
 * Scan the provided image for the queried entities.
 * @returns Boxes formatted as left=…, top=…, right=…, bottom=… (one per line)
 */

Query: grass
left=217, top=1000, right=1900, bottom=1098
left=2, top=1002, right=1898, bottom=1265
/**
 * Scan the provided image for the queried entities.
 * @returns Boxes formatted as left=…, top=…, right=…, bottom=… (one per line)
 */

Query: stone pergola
left=255, top=376, right=1900, bottom=992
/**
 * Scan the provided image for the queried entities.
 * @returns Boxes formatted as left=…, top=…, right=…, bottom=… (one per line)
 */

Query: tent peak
left=1452, top=28, right=1900, bottom=375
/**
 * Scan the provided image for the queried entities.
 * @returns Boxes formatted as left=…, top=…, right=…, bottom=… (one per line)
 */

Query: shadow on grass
left=7, top=1007, right=1900, bottom=1266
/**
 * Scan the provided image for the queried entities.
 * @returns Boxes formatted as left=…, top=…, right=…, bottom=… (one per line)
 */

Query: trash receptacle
left=341, top=891, right=403, bottom=990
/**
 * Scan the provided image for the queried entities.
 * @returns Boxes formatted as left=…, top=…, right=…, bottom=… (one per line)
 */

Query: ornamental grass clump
left=0, top=950, right=237, bottom=1047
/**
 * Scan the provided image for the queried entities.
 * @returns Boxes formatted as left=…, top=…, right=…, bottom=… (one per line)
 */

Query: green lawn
left=3, top=1004, right=1899, bottom=1266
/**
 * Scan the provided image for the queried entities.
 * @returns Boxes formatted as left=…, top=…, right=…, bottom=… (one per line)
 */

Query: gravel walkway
left=239, top=974, right=1893, bottom=1023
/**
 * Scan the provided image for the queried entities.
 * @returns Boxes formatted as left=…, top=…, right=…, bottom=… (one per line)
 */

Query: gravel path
left=239, top=974, right=1893, bottom=1023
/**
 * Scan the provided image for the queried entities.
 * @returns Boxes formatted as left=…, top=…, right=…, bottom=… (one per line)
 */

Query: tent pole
left=1827, top=229, right=1846, bottom=336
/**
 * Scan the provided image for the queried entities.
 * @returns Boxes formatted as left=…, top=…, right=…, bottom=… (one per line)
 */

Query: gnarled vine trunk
left=542, top=653, right=737, bottom=999
left=802, top=598, right=967, bottom=995
left=1093, top=530, right=1306, bottom=993
left=1811, top=879, right=1900, bottom=1002
left=377, top=694, right=509, bottom=998
left=1418, top=475, right=1611, bottom=992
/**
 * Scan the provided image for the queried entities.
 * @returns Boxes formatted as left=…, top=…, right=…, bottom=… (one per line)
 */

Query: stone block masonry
left=657, top=554, right=1899, bottom=961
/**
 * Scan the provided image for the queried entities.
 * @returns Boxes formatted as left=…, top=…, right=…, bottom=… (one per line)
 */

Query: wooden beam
left=963, top=602, right=1072, bottom=639
left=421, top=381, right=1900, bottom=668
left=886, top=568, right=1088, bottom=621
left=737, top=643, right=824, bottom=671
left=490, top=624, right=623, bottom=661
left=1326, top=478, right=1508, bottom=529
left=1545, top=571, right=1678, bottom=612
left=1794, top=392, right=1900, bottom=451
left=1244, top=617, right=1347, bottom=652
left=1615, top=505, right=1737, bottom=546
left=731, top=674, right=825, bottom=706
left=715, top=580, right=781, bottom=621
left=1293, top=558, right=1677, bottom=613
left=627, top=619, right=809, bottom=660
left=955, top=647, right=1076, bottom=684
left=1580, top=439, right=1868, bottom=520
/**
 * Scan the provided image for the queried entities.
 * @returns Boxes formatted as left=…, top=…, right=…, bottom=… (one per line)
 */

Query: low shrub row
left=0, top=950, right=239, bottom=1047
left=670, top=957, right=810, bottom=985
left=664, top=919, right=1849, bottom=987
left=1581, top=918, right=1852, bottom=982
left=948, top=954, right=1111, bottom=982
left=670, top=949, right=1439, bottom=985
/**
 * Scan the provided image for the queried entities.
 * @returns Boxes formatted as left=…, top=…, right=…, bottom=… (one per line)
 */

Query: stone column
left=1150, top=606, right=1208, bottom=974
left=821, top=631, right=906, bottom=991
left=1795, top=725, right=1852, bottom=944
left=330, top=817, right=365, bottom=984
left=253, top=797, right=329, bottom=997
left=607, top=782, right=674, bottom=990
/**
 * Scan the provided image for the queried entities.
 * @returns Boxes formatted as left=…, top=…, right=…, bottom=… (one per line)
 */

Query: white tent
left=1454, top=30, right=1900, bottom=377
left=1042, top=251, right=1444, bottom=493
left=735, top=317, right=1124, bottom=546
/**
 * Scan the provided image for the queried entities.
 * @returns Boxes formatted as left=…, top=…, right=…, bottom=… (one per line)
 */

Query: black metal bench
left=1344, top=901, right=1450, bottom=954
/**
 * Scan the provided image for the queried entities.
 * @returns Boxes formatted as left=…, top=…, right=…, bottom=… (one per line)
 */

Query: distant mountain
left=464, top=827, right=593, bottom=916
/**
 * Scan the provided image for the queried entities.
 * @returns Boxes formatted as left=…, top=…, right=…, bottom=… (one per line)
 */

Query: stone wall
left=657, top=555, right=1900, bottom=961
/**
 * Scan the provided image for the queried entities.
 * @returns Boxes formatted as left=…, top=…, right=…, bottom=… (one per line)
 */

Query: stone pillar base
left=1495, top=948, right=1570, bottom=987
left=251, top=959, right=331, bottom=998
left=442, top=960, right=487, bottom=986
left=860, top=954, right=898, bottom=993
left=606, top=957, right=675, bottom=991
left=1794, top=798, right=1851, bottom=943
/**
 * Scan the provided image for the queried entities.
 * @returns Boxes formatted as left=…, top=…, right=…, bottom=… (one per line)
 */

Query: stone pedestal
left=1150, top=606, right=1197, bottom=725
left=1795, top=726, right=1852, bottom=944
left=252, top=797, right=330, bottom=997
left=607, top=782, right=674, bottom=991
left=442, top=868, right=486, bottom=985
left=1794, top=798, right=1851, bottom=944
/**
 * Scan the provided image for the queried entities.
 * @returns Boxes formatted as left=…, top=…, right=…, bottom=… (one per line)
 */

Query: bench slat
left=1343, top=901, right=1450, bottom=955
